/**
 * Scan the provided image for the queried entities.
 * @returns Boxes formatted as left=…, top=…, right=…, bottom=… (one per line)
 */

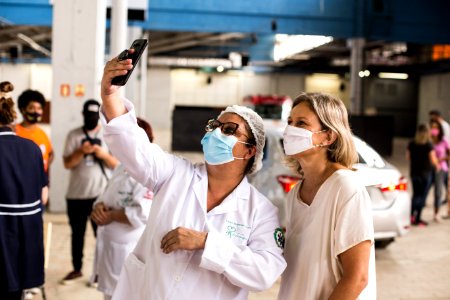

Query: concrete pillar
left=124, top=26, right=144, bottom=113
left=50, top=0, right=106, bottom=212
left=110, top=0, right=128, bottom=58
left=109, top=0, right=128, bottom=99
left=147, top=67, right=171, bottom=131
left=348, top=38, right=364, bottom=115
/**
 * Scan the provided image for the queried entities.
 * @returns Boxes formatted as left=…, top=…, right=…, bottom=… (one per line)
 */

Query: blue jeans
left=411, top=174, right=433, bottom=222
left=434, top=170, right=449, bottom=210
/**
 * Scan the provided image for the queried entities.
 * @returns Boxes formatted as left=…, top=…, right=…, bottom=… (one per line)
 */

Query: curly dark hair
left=18, top=89, right=46, bottom=110
left=0, top=81, right=16, bottom=125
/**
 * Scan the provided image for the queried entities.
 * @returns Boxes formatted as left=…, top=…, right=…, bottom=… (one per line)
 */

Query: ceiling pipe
left=149, top=33, right=247, bottom=54
left=0, top=32, right=51, bottom=50
left=149, top=32, right=213, bottom=48
left=16, top=33, right=51, bottom=56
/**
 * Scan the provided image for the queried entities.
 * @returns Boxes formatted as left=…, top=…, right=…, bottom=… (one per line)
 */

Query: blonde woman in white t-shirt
left=278, top=92, right=376, bottom=300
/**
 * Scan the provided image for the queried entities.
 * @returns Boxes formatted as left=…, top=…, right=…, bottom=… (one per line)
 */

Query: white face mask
left=283, top=125, right=326, bottom=155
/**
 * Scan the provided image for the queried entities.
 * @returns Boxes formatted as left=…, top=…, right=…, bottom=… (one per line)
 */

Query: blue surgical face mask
left=201, top=128, right=248, bottom=165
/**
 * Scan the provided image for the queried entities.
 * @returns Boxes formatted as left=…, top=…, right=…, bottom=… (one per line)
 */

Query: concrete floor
left=28, top=138, right=450, bottom=300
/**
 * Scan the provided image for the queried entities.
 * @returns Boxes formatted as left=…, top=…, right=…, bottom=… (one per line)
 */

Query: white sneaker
left=86, top=281, right=98, bottom=288
left=28, top=287, right=40, bottom=295
left=86, top=274, right=98, bottom=288
left=24, top=291, right=33, bottom=300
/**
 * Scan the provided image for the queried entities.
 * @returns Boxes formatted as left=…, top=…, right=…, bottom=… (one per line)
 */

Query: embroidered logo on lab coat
left=225, top=219, right=251, bottom=243
left=274, top=228, right=285, bottom=249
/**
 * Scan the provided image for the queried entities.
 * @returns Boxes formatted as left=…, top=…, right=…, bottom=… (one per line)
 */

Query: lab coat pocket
left=107, top=241, right=135, bottom=277
left=113, top=253, right=145, bottom=299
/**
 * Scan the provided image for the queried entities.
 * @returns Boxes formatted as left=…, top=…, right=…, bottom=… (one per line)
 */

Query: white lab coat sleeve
left=124, top=181, right=152, bottom=228
left=200, top=207, right=287, bottom=291
left=101, top=99, right=174, bottom=192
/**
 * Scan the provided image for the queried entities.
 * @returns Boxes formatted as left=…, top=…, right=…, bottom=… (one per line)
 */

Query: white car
left=249, top=120, right=411, bottom=248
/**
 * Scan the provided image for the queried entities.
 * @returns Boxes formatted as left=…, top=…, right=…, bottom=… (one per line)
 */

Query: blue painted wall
left=1, top=0, right=450, bottom=43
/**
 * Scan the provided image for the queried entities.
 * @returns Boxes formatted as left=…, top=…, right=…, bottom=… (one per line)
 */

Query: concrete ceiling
left=1, top=0, right=450, bottom=74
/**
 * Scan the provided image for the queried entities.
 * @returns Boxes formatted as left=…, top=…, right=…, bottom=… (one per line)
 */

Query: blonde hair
left=0, top=81, right=16, bottom=125
left=286, top=92, right=358, bottom=174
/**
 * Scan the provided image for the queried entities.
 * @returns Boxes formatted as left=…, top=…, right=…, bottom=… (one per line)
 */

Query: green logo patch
left=274, top=227, right=285, bottom=249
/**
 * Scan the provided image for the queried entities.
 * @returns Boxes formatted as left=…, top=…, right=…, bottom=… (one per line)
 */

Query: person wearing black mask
left=61, top=99, right=118, bottom=285
left=16, top=89, right=54, bottom=177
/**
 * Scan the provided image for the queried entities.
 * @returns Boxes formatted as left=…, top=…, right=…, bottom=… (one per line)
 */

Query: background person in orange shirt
left=15, top=89, right=54, bottom=176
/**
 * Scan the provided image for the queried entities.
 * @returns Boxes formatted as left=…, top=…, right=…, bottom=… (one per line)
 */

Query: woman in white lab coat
left=90, top=118, right=154, bottom=300
left=99, top=52, right=287, bottom=300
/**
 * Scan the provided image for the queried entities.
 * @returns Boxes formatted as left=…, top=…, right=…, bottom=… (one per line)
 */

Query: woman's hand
left=91, top=202, right=112, bottom=225
left=101, top=50, right=134, bottom=99
left=160, top=227, right=208, bottom=254
left=93, top=145, right=109, bottom=159
left=100, top=49, right=135, bottom=121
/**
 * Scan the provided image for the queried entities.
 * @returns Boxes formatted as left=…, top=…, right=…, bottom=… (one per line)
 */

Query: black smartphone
left=111, top=39, right=149, bottom=86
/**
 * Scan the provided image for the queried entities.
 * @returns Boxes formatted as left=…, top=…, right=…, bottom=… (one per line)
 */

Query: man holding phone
left=61, top=99, right=118, bottom=284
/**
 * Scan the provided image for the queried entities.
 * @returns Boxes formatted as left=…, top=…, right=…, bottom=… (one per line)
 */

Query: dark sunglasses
left=205, top=119, right=240, bottom=136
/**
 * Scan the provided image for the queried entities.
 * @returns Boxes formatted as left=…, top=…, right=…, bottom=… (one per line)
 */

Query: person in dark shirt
left=406, top=124, right=439, bottom=226
left=0, top=81, right=48, bottom=300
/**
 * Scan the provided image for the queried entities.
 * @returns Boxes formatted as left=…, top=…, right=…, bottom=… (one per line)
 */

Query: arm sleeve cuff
left=124, top=205, right=150, bottom=228
left=100, top=98, right=137, bottom=134
left=200, top=231, right=238, bottom=274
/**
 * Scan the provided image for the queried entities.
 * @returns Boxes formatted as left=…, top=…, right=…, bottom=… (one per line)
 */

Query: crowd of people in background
left=1, top=61, right=450, bottom=300
left=407, top=110, right=450, bottom=227
left=0, top=79, right=156, bottom=299
left=61, top=99, right=118, bottom=285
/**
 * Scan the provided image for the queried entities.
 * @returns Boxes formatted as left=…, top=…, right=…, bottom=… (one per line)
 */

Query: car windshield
left=354, top=137, right=386, bottom=168
left=254, top=104, right=283, bottom=119
left=253, top=100, right=292, bottom=121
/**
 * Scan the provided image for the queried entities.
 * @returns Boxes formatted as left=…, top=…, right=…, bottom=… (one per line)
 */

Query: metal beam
left=149, top=33, right=247, bottom=55
left=0, top=31, right=51, bottom=49
left=137, top=0, right=354, bottom=38
left=150, top=32, right=213, bottom=48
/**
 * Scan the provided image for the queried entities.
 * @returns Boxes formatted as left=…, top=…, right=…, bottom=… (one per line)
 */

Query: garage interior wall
left=418, top=73, right=450, bottom=125
left=3, top=62, right=450, bottom=130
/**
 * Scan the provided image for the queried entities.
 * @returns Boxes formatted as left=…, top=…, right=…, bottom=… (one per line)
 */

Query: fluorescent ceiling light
left=378, top=72, right=408, bottom=79
left=274, top=34, right=333, bottom=62
left=311, top=73, right=340, bottom=80
left=331, top=58, right=349, bottom=66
